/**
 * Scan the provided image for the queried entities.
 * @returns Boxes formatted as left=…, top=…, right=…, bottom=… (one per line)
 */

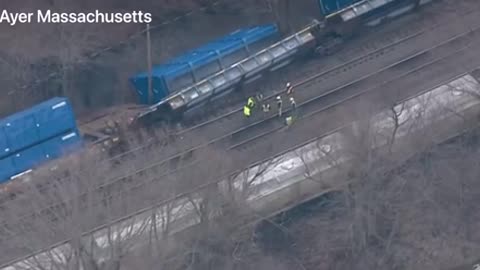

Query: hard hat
left=286, top=82, right=291, bottom=87
left=276, top=96, right=281, bottom=100
left=290, top=97, right=294, bottom=101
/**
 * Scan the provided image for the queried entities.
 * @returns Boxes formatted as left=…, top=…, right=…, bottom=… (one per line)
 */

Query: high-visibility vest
left=286, top=116, right=294, bottom=126
left=243, top=105, right=251, bottom=117
left=247, top=97, right=255, bottom=108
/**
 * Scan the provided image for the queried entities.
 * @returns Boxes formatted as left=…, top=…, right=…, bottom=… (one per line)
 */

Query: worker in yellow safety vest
left=247, top=97, right=256, bottom=108
left=243, top=105, right=251, bottom=118
left=286, top=115, right=295, bottom=126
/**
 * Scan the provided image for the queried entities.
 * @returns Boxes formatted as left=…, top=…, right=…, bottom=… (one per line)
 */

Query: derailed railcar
left=0, top=131, right=83, bottom=182
left=138, top=21, right=320, bottom=122
left=0, top=97, right=77, bottom=160
left=319, top=0, right=365, bottom=16
left=130, top=24, right=280, bottom=105
left=311, top=0, right=428, bottom=54
left=0, top=97, right=83, bottom=183
left=319, top=0, right=424, bottom=19
left=318, top=0, right=427, bottom=38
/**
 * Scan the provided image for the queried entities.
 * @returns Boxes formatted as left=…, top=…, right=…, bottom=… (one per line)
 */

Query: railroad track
left=5, top=64, right=480, bottom=270
left=98, top=3, right=475, bottom=164
left=2, top=0, right=460, bottom=192
left=117, top=21, right=480, bottom=198
left=2, top=0, right=480, bottom=230
left=67, top=5, right=480, bottom=185
left=97, top=0, right=464, bottom=165
left=1, top=0, right=478, bottom=264
left=228, top=29, right=479, bottom=149
left=4, top=27, right=479, bottom=270
left=38, top=1, right=480, bottom=182
left=2, top=9, right=480, bottom=259
left=2, top=1, right=480, bottom=262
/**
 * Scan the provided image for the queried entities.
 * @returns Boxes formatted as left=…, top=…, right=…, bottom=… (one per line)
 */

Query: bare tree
left=268, top=0, right=292, bottom=35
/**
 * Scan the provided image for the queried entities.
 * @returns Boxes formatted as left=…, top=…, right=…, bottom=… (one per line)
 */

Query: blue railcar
left=320, top=0, right=423, bottom=22
left=0, top=130, right=83, bottom=183
left=130, top=24, right=280, bottom=104
left=134, top=0, right=430, bottom=122
left=0, top=156, right=15, bottom=182
left=0, top=97, right=77, bottom=159
left=318, top=0, right=364, bottom=16
left=154, top=21, right=319, bottom=117
left=8, top=142, right=48, bottom=180
left=41, top=130, right=83, bottom=160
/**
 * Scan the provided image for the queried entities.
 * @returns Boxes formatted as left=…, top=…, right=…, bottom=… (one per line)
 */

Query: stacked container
left=0, top=97, right=83, bottom=182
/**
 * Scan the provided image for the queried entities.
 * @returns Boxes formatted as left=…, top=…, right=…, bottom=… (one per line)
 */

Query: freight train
left=0, top=0, right=432, bottom=183
left=133, top=0, right=430, bottom=122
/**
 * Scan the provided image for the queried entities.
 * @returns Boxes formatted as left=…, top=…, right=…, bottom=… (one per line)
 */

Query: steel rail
left=103, top=0, right=458, bottom=160
left=4, top=65, right=479, bottom=270
left=8, top=0, right=472, bottom=202
left=2, top=4, right=479, bottom=266
left=2, top=18, right=480, bottom=262
left=103, top=26, right=423, bottom=162
left=103, top=26, right=480, bottom=206
left=0, top=0, right=476, bottom=266
left=2, top=15, right=479, bottom=240
left=92, top=0, right=478, bottom=167
left=0, top=57, right=479, bottom=268
left=0, top=29, right=427, bottom=221
left=229, top=30, right=480, bottom=149
left=4, top=7, right=456, bottom=202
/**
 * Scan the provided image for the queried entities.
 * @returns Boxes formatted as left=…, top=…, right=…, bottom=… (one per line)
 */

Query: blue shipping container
left=0, top=97, right=77, bottom=159
left=0, top=122, right=9, bottom=158
left=42, top=130, right=83, bottom=160
left=11, top=142, right=47, bottom=177
left=0, top=156, right=15, bottom=183
left=0, top=129, right=83, bottom=183
left=318, top=0, right=364, bottom=16
left=130, top=24, right=279, bottom=104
